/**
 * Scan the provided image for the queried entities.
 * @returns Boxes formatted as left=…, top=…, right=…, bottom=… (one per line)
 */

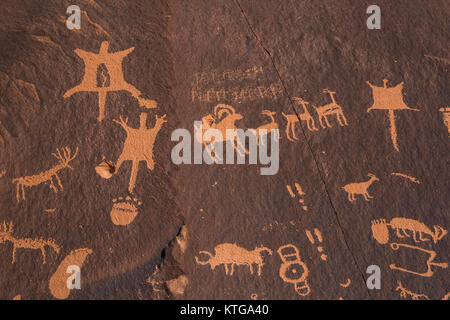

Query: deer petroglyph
left=0, top=221, right=60, bottom=264
left=12, top=146, right=78, bottom=202
left=314, top=89, right=348, bottom=129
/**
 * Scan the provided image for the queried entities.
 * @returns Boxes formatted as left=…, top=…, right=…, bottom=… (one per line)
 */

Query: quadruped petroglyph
left=12, top=146, right=78, bottom=203
left=342, top=173, right=379, bottom=202
left=371, top=218, right=447, bottom=244
left=195, top=243, right=273, bottom=276
left=0, top=221, right=60, bottom=264
left=314, top=89, right=348, bottom=129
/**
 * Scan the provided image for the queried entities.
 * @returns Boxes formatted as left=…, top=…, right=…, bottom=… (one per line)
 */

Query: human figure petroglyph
left=195, top=243, right=272, bottom=276
left=342, top=173, right=379, bottom=202
left=12, top=146, right=78, bottom=202
left=371, top=218, right=447, bottom=244
left=195, top=104, right=248, bottom=161
left=113, top=112, right=166, bottom=193
left=367, top=79, right=420, bottom=152
left=278, top=244, right=310, bottom=296
left=64, top=41, right=156, bottom=121
left=313, top=89, right=348, bottom=128
left=389, top=243, right=447, bottom=277
left=0, top=221, right=60, bottom=264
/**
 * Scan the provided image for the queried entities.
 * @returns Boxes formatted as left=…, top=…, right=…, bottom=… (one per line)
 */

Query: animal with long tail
left=0, top=221, right=60, bottom=264
left=12, top=146, right=78, bottom=202
left=371, top=218, right=447, bottom=244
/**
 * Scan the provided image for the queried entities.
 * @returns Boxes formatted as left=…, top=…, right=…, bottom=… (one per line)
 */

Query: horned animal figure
left=282, top=97, right=318, bottom=141
left=314, top=89, right=348, bottom=128
left=12, top=146, right=78, bottom=202
left=371, top=218, right=447, bottom=244
left=0, top=221, right=60, bottom=264
left=195, top=243, right=273, bottom=276
left=342, top=173, right=379, bottom=202
left=195, top=104, right=248, bottom=161
left=254, top=110, right=279, bottom=146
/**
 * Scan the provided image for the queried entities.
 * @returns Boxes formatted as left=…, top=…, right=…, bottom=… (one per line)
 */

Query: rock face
left=0, top=0, right=448, bottom=299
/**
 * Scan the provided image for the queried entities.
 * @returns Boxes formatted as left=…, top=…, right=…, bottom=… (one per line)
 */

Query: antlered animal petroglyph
left=64, top=41, right=155, bottom=121
left=114, top=112, right=166, bottom=192
left=342, top=173, right=379, bottom=202
left=195, top=243, right=272, bottom=276
left=0, top=221, right=60, bottom=264
left=278, top=244, right=310, bottom=296
left=367, top=79, right=420, bottom=152
left=12, top=146, right=78, bottom=202
left=389, top=243, right=447, bottom=277
left=282, top=97, right=318, bottom=141
left=371, top=218, right=447, bottom=244
left=314, top=89, right=348, bottom=129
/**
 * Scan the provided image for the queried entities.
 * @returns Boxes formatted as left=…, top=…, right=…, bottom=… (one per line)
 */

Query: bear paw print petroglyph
left=110, top=196, right=143, bottom=226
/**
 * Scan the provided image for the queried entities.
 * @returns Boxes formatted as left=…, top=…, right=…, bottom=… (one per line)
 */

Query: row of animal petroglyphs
left=284, top=90, right=348, bottom=141
left=195, top=242, right=312, bottom=296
